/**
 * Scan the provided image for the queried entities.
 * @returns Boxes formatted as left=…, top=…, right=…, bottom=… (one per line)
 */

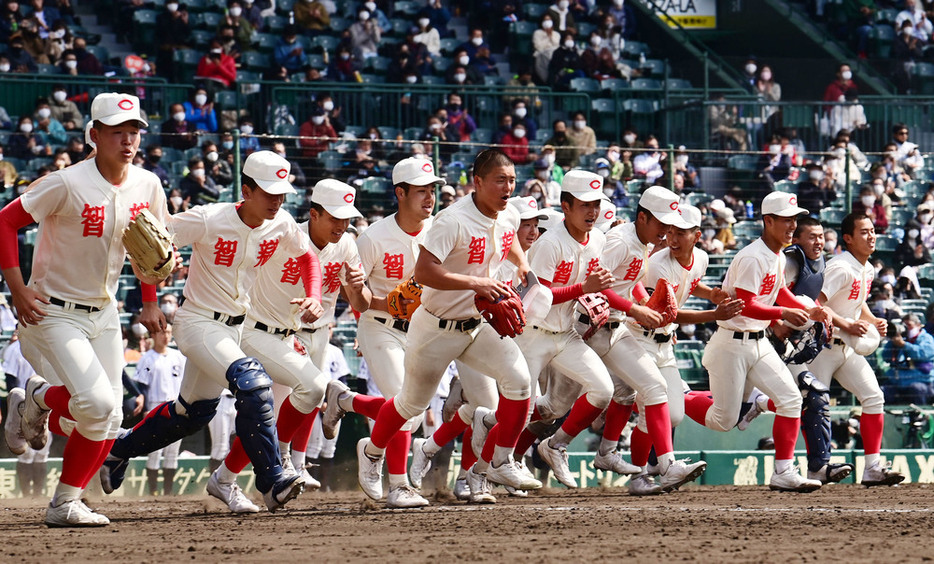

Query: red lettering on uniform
left=213, top=237, right=238, bottom=267
left=81, top=203, right=105, bottom=237
left=759, top=273, right=776, bottom=296
left=383, top=253, right=404, bottom=279
left=847, top=279, right=861, bottom=300
left=322, top=262, right=342, bottom=293
left=280, top=257, right=301, bottom=285
left=129, top=202, right=150, bottom=219
left=622, top=257, right=643, bottom=281
left=501, top=231, right=515, bottom=261
left=553, top=260, right=574, bottom=285
left=688, top=277, right=700, bottom=295
left=255, top=238, right=280, bottom=267
left=467, top=237, right=486, bottom=264
left=586, top=257, right=600, bottom=275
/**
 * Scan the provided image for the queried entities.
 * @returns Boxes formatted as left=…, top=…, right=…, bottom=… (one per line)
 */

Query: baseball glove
left=122, top=208, right=174, bottom=281
left=474, top=288, right=526, bottom=338
left=644, top=278, right=678, bottom=326
left=386, top=277, right=422, bottom=320
left=577, top=293, right=609, bottom=340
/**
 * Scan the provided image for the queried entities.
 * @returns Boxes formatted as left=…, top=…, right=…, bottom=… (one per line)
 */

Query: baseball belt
left=373, top=316, right=409, bottom=333
left=732, top=330, right=765, bottom=340
left=438, top=317, right=482, bottom=332
left=578, top=313, right=620, bottom=330
left=253, top=321, right=295, bottom=337
left=213, top=311, right=246, bottom=326
left=49, top=296, right=102, bottom=313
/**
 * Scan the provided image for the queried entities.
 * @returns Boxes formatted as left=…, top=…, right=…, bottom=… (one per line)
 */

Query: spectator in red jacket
left=501, top=122, right=535, bottom=164
left=298, top=106, right=336, bottom=159
left=823, top=63, right=857, bottom=113
left=196, top=37, right=237, bottom=89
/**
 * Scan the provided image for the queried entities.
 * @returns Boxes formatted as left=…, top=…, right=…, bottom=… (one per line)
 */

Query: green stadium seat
left=199, top=11, right=224, bottom=29
left=569, top=77, right=601, bottom=93
left=664, top=78, right=693, bottom=90
left=600, top=78, right=629, bottom=92
left=254, top=32, right=278, bottom=53
left=631, top=78, right=662, bottom=90
left=819, top=208, right=847, bottom=226
left=622, top=41, right=649, bottom=59
left=523, top=3, right=548, bottom=19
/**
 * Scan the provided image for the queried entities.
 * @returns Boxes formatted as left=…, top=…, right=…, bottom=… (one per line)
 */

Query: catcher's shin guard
left=111, top=397, right=219, bottom=460
left=227, top=357, right=284, bottom=494
left=798, top=371, right=832, bottom=472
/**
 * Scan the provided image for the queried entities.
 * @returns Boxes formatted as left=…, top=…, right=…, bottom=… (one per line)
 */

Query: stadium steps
left=74, top=5, right=132, bottom=66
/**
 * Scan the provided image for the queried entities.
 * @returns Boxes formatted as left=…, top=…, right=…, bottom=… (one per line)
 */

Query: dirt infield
left=2, top=484, right=933, bottom=563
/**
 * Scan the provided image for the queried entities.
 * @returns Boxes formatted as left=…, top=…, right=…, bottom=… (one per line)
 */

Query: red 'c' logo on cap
left=528, top=200, right=537, bottom=208
left=118, top=99, right=134, bottom=110
left=343, top=193, right=354, bottom=203
left=604, top=210, right=614, bottom=219
left=589, top=179, right=602, bottom=190
left=421, top=162, right=433, bottom=173
left=789, top=195, right=797, bottom=205
left=669, top=202, right=679, bottom=211
left=276, top=168, right=288, bottom=179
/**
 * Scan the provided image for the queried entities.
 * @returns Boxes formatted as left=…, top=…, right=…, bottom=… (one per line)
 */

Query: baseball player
left=626, top=204, right=744, bottom=494
left=3, top=331, right=50, bottom=497
left=101, top=150, right=321, bottom=514
left=133, top=324, right=186, bottom=496
left=320, top=158, right=438, bottom=508
left=356, top=149, right=541, bottom=504
left=207, top=389, right=236, bottom=473
left=682, top=191, right=830, bottom=492
left=0, top=93, right=170, bottom=526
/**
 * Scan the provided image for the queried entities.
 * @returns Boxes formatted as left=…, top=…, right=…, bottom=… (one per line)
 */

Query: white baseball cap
left=311, top=178, right=363, bottom=219
left=639, top=186, right=691, bottom=228
left=762, top=191, right=808, bottom=217
left=561, top=170, right=608, bottom=202
left=595, top=199, right=616, bottom=231
left=90, top=92, right=148, bottom=127
left=840, top=322, right=881, bottom=355
left=243, top=151, right=296, bottom=195
left=508, top=196, right=548, bottom=220
left=678, top=204, right=702, bottom=228
left=538, top=208, right=564, bottom=231
left=392, top=157, right=445, bottom=186
left=786, top=295, right=815, bottom=330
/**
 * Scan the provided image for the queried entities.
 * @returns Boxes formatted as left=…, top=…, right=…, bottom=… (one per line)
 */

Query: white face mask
left=53, top=90, right=67, bottom=103
left=558, top=0, right=569, bottom=9
left=131, top=323, right=147, bottom=337
left=920, top=211, right=933, bottom=224
left=614, top=0, right=624, bottom=6
left=65, top=60, right=77, bottom=69
left=340, top=53, right=350, bottom=60
left=37, top=108, right=51, bottom=119
left=745, top=63, right=757, bottom=75
left=173, top=111, right=186, bottom=122
left=591, top=36, right=602, bottom=47
left=675, top=155, right=688, bottom=166
left=240, top=124, right=253, bottom=135
left=542, top=19, right=553, bottom=29
left=768, top=144, right=781, bottom=155
left=608, top=150, right=619, bottom=161
left=513, top=128, right=526, bottom=139
left=167, top=2, right=178, bottom=11
left=471, top=36, right=483, bottom=46
left=20, top=123, right=33, bottom=133
left=195, top=94, right=208, bottom=106
left=160, top=302, right=177, bottom=316
left=458, top=55, right=469, bottom=66
left=623, top=133, right=636, bottom=144
left=191, top=168, right=206, bottom=179
left=564, top=39, right=575, bottom=49
left=823, top=240, right=835, bottom=253
left=574, top=120, right=586, bottom=130
left=514, top=107, right=527, bottom=118
left=229, top=6, right=242, bottom=16
left=908, top=326, right=922, bottom=339
left=405, top=75, right=417, bottom=83
left=598, top=170, right=610, bottom=179
left=429, top=123, right=442, bottom=131
left=841, top=70, right=852, bottom=80
left=312, top=115, right=325, bottom=125
left=536, top=170, right=549, bottom=180
left=545, top=153, right=555, bottom=165
left=0, top=63, right=10, bottom=72
left=809, top=171, right=824, bottom=182
left=418, top=17, right=429, bottom=28
left=322, top=100, right=334, bottom=111
left=861, top=195, right=876, bottom=207
left=873, top=184, right=884, bottom=197
left=454, top=73, right=466, bottom=83
left=365, top=1, right=376, bottom=11
left=170, top=196, right=183, bottom=208
left=908, top=228, right=920, bottom=240
left=359, top=10, right=369, bottom=20
left=206, top=151, right=218, bottom=162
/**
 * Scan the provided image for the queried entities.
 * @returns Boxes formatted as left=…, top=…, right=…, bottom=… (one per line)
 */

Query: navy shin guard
left=227, top=357, right=284, bottom=493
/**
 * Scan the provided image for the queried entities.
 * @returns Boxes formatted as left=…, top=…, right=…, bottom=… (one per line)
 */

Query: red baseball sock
left=560, top=394, right=604, bottom=437
left=386, top=430, right=411, bottom=475
left=630, top=428, right=652, bottom=467
left=352, top=394, right=386, bottom=420
left=431, top=412, right=470, bottom=448
left=290, top=409, right=317, bottom=453
left=772, top=415, right=800, bottom=460
left=369, top=398, right=408, bottom=449
left=767, top=399, right=777, bottom=412
left=84, top=438, right=114, bottom=488
left=602, top=400, right=632, bottom=442
left=43, top=385, right=73, bottom=419
left=644, top=403, right=674, bottom=455
left=277, top=396, right=313, bottom=444
left=224, top=436, right=252, bottom=474
left=860, top=412, right=884, bottom=455
left=461, top=428, right=477, bottom=470
left=492, top=395, right=530, bottom=450
left=479, top=425, right=500, bottom=463
left=683, top=391, right=713, bottom=426
left=514, top=428, right=538, bottom=458
left=60, top=431, right=105, bottom=488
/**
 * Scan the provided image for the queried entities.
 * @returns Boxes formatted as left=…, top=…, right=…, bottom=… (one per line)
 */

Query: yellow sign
left=653, top=0, right=717, bottom=30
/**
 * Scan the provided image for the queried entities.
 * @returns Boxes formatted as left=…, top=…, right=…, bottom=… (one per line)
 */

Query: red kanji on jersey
left=500, top=230, right=515, bottom=261
left=553, top=260, right=574, bottom=285
left=214, top=237, right=238, bottom=267
left=81, top=203, right=105, bottom=237
left=759, top=273, right=776, bottom=296
left=467, top=236, right=486, bottom=264
left=847, top=279, right=861, bottom=300
left=688, top=277, right=700, bottom=296
left=383, top=253, right=404, bottom=279
left=254, top=238, right=280, bottom=267
left=129, top=202, right=150, bottom=220
left=322, top=262, right=342, bottom=293
left=622, top=257, right=643, bottom=281
left=586, top=257, right=600, bottom=275
left=280, top=257, right=301, bottom=285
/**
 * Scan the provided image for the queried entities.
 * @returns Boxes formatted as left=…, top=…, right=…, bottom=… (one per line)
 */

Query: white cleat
left=45, top=499, right=110, bottom=527
left=453, top=477, right=470, bottom=501
left=659, top=459, right=707, bottom=492
left=861, top=462, right=905, bottom=488
left=262, top=475, right=304, bottom=512
left=769, top=465, right=822, bottom=492
left=280, top=450, right=298, bottom=478
left=356, top=438, right=384, bottom=500
left=486, top=457, right=542, bottom=490
left=504, top=485, right=528, bottom=497
left=206, top=472, right=260, bottom=513
left=5, top=388, right=27, bottom=455
left=466, top=465, right=496, bottom=504
left=442, top=377, right=464, bottom=423
left=299, top=468, right=321, bottom=490
left=22, top=376, right=51, bottom=450
left=737, top=392, right=768, bottom=432
left=808, top=463, right=854, bottom=484
left=386, top=484, right=430, bottom=508
left=408, top=438, right=432, bottom=489
left=471, top=407, right=494, bottom=459
left=594, top=450, right=642, bottom=475
left=322, top=379, right=350, bottom=440
left=537, top=439, right=577, bottom=488
left=628, top=473, right=663, bottom=496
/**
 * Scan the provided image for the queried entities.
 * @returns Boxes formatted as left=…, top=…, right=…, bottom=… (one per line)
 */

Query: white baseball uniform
left=306, top=343, right=351, bottom=460
left=788, top=251, right=883, bottom=413
left=701, top=238, right=801, bottom=431
left=134, top=346, right=186, bottom=470
left=4, top=339, right=50, bottom=464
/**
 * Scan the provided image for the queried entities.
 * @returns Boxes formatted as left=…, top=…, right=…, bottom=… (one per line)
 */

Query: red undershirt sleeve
left=632, top=282, right=648, bottom=304
left=0, top=199, right=35, bottom=269
left=142, top=283, right=157, bottom=302
left=298, top=251, right=321, bottom=301
left=735, top=288, right=784, bottom=320
left=776, top=285, right=813, bottom=309
left=601, top=288, right=633, bottom=313
left=541, top=278, right=585, bottom=304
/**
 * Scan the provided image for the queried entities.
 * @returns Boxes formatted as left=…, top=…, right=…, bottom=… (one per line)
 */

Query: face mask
left=545, top=153, right=555, bottom=165
left=908, top=228, right=920, bottom=240
left=430, top=123, right=442, bottom=131
left=65, top=60, right=77, bottom=69
left=823, top=240, right=835, bottom=253
left=365, top=2, right=376, bottom=11
left=536, top=170, right=549, bottom=180
left=458, top=55, right=470, bottom=66
left=809, top=171, right=824, bottom=182
left=760, top=70, right=772, bottom=81
left=514, top=107, right=527, bottom=118
left=229, top=6, right=242, bottom=16
left=471, top=36, right=483, bottom=46
left=564, top=39, right=575, bottom=49
left=873, top=184, right=884, bottom=197
left=704, top=228, right=716, bottom=239
left=861, top=195, right=875, bottom=207
left=211, top=48, right=223, bottom=55
left=418, top=17, right=429, bottom=28
left=841, top=70, right=852, bottom=80
left=908, top=326, right=922, bottom=339
left=623, top=133, right=636, bottom=144
left=881, top=274, right=896, bottom=286
left=322, top=100, right=334, bottom=111
left=205, top=151, right=218, bottom=162
left=608, top=151, right=620, bottom=161
left=405, top=74, right=418, bottom=83
left=312, top=116, right=325, bottom=125
left=167, top=2, right=178, bottom=10
left=0, top=154, right=3, bottom=161
left=340, top=53, right=350, bottom=60
left=542, top=19, right=553, bottom=29
left=530, top=190, right=542, bottom=198
left=53, top=90, right=67, bottom=103
left=191, top=168, right=206, bottom=179
left=37, top=108, right=51, bottom=119
left=240, top=124, right=253, bottom=135
left=359, top=10, right=369, bottom=20
left=173, top=111, right=185, bottom=122
left=745, top=63, right=757, bottom=75
left=0, top=64, right=9, bottom=72
left=599, top=170, right=610, bottom=179
left=591, top=36, right=602, bottom=47
left=222, top=140, right=234, bottom=149
left=558, top=0, right=569, bottom=9
left=675, top=155, right=688, bottom=166
left=131, top=323, right=147, bottom=337
left=574, top=120, right=586, bottom=130
left=149, top=154, right=162, bottom=164
left=454, top=73, right=466, bottom=83
left=19, top=123, right=33, bottom=133
left=193, top=95, right=209, bottom=108
left=51, top=29, right=65, bottom=39
left=614, top=0, right=624, bottom=6
left=169, top=196, right=183, bottom=208
left=513, top=128, right=526, bottom=139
